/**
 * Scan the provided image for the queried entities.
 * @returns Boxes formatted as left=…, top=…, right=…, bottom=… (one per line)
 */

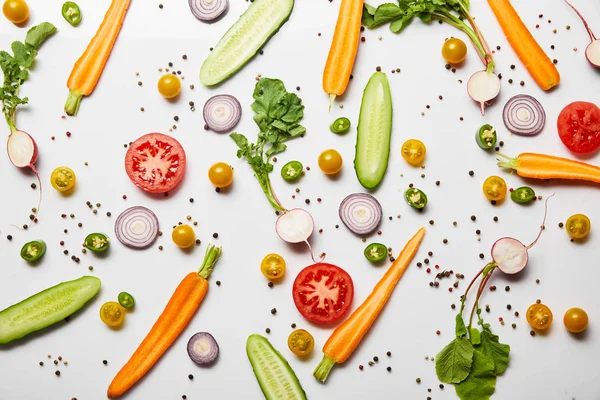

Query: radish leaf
left=455, top=349, right=496, bottom=400
left=479, top=329, right=510, bottom=375
left=435, top=337, right=474, bottom=384
left=455, top=314, right=467, bottom=338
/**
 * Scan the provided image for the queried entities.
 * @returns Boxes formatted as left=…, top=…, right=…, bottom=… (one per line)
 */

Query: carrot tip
left=64, top=89, right=83, bottom=116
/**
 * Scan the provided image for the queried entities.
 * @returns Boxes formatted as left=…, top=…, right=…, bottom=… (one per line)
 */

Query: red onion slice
left=114, top=206, right=159, bottom=249
left=203, top=94, right=242, bottom=133
left=189, top=0, right=228, bottom=23
left=502, top=94, right=546, bottom=136
left=187, top=332, right=219, bottom=365
left=339, top=193, right=382, bottom=236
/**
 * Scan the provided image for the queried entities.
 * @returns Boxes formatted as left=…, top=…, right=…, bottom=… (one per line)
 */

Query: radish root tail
left=305, top=240, right=325, bottom=264
left=564, top=0, right=597, bottom=41
left=527, top=193, right=555, bottom=249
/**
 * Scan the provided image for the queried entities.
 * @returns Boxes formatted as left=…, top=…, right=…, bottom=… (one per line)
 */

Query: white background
left=1, top=0, right=600, bottom=399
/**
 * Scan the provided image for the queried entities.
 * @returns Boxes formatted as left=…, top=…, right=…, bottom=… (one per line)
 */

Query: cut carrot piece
left=498, top=153, right=600, bottom=184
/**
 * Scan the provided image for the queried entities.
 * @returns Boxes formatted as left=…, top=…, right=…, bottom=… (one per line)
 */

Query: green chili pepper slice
left=364, top=243, right=387, bottom=263
left=476, top=124, right=497, bottom=150
left=118, top=292, right=135, bottom=309
left=405, top=188, right=428, bottom=209
left=62, top=2, right=82, bottom=26
left=281, top=161, right=303, bottom=181
left=20, top=240, right=47, bottom=262
left=329, top=117, right=351, bottom=134
left=84, top=233, right=110, bottom=253
left=510, top=186, right=536, bottom=204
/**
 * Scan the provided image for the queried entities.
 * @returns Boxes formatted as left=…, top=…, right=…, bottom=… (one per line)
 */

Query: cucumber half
left=200, top=0, right=294, bottom=86
left=354, top=72, right=393, bottom=189
left=246, top=334, right=307, bottom=400
left=0, top=276, right=101, bottom=344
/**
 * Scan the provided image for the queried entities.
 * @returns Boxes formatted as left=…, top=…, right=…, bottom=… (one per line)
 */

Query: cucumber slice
left=354, top=72, right=393, bottom=189
left=0, top=276, right=101, bottom=344
left=200, top=0, right=294, bottom=86
left=246, top=334, right=307, bottom=400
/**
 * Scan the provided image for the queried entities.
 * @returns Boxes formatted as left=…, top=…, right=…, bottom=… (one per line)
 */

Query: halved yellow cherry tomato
left=100, top=301, right=125, bottom=327
left=172, top=224, right=196, bottom=249
left=565, top=214, right=591, bottom=239
left=318, top=149, right=343, bottom=175
left=208, top=162, right=234, bottom=188
left=288, top=329, right=314, bottom=356
left=482, top=176, right=507, bottom=201
left=3, top=0, right=29, bottom=24
left=401, top=139, right=426, bottom=165
left=526, top=303, right=553, bottom=330
left=441, top=38, right=467, bottom=64
left=564, top=307, right=589, bottom=333
left=260, top=253, right=286, bottom=280
left=50, top=167, right=76, bottom=192
left=157, top=74, right=181, bottom=99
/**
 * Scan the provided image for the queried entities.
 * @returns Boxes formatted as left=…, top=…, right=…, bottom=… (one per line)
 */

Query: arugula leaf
left=455, top=348, right=497, bottom=400
left=455, top=313, right=467, bottom=338
left=435, top=337, right=474, bottom=384
left=479, top=328, right=510, bottom=375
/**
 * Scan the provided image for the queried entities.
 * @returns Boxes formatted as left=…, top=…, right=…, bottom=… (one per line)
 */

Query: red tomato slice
left=292, top=263, right=354, bottom=324
left=125, top=133, right=186, bottom=193
left=557, top=101, right=600, bottom=154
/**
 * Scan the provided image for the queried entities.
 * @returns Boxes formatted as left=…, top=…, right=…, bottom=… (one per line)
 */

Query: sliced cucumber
left=0, top=276, right=101, bottom=344
left=246, top=334, right=307, bottom=400
left=354, top=72, right=393, bottom=189
left=200, top=0, right=294, bottom=86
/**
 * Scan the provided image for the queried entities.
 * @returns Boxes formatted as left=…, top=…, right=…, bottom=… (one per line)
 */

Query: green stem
left=459, top=266, right=485, bottom=313
left=313, top=355, right=336, bottom=383
left=259, top=177, right=285, bottom=212
left=5, top=115, right=17, bottom=134
left=197, top=244, right=222, bottom=279
left=64, top=89, right=83, bottom=116
left=468, top=267, right=495, bottom=331
left=496, top=153, right=520, bottom=170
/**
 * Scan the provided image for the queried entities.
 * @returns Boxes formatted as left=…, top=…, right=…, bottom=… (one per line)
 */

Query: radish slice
left=276, top=208, right=314, bottom=244
left=114, top=206, right=159, bottom=249
left=491, top=237, right=528, bottom=274
left=564, top=0, right=600, bottom=68
left=502, top=94, right=546, bottom=136
left=338, top=193, right=382, bottom=236
left=467, top=70, right=501, bottom=115
left=187, top=332, right=219, bottom=365
left=203, top=94, right=242, bottom=133
left=189, top=0, right=228, bottom=22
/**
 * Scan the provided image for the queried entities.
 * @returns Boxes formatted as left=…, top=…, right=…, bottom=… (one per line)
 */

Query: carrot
left=323, top=0, right=363, bottom=110
left=497, top=152, right=600, bottom=184
left=64, top=0, right=131, bottom=116
left=107, top=245, right=221, bottom=398
left=313, top=227, right=426, bottom=382
left=487, top=0, right=559, bottom=90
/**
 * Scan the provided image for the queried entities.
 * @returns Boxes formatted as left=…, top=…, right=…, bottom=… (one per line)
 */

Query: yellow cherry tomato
left=401, top=139, right=426, bottom=165
left=3, top=0, right=29, bottom=24
left=565, top=214, right=591, bottom=239
left=441, top=38, right=467, bottom=64
left=288, top=329, right=314, bottom=356
left=208, top=162, right=234, bottom=188
left=318, top=149, right=343, bottom=175
left=563, top=307, right=589, bottom=333
left=526, top=303, right=553, bottom=330
left=482, top=176, right=507, bottom=201
left=172, top=224, right=196, bottom=249
left=260, top=253, right=286, bottom=280
left=100, top=301, right=125, bottom=327
left=157, top=74, right=181, bottom=99
left=50, top=166, right=76, bottom=192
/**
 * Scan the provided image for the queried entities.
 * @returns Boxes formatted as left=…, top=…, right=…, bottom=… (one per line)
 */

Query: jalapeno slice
left=62, top=1, right=82, bottom=26
left=281, top=161, right=303, bottom=181
left=84, top=233, right=110, bottom=253
left=20, top=240, right=47, bottom=262
left=476, top=124, right=497, bottom=150
left=405, top=188, right=428, bottom=209
left=510, top=186, right=536, bottom=204
left=329, top=117, right=351, bottom=134
left=364, top=243, right=387, bottom=263
left=118, top=292, right=135, bottom=309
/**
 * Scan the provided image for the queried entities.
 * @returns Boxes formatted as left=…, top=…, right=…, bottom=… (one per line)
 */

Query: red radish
left=7, top=130, right=42, bottom=222
left=467, top=70, right=501, bottom=115
left=564, top=0, right=600, bottom=68
left=276, top=208, right=323, bottom=262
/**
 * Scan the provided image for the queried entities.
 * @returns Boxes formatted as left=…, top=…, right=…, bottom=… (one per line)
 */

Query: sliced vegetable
left=338, top=193, right=382, bottom=235
left=84, top=233, right=110, bottom=253
left=0, top=276, right=101, bottom=344
left=114, top=206, right=160, bottom=249
left=467, top=70, right=501, bottom=115
left=260, top=253, right=286, bottom=280
left=20, top=240, right=46, bottom=262
left=65, top=0, right=131, bottom=115
left=405, top=188, right=428, bottom=209
left=288, top=329, right=314, bottom=357
left=292, top=263, right=354, bottom=325
left=246, top=334, right=307, bottom=400
left=172, top=225, right=196, bottom=249
left=275, top=208, right=314, bottom=244
left=497, top=152, right=600, bottom=184
left=564, top=307, right=589, bottom=333
left=564, top=0, right=600, bottom=68
left=476, top=124, right=497, bottom=150
left=557, top=101, right=600, bottom=154
left=364, top=242, right=387, bottom=263
left=157, top=74, right=181, bottom=99
left=208, top=162, right=234, bottom=188
left=502, top=94, right=546, bottom=136
left=281, top=161, right=303, bottom=181
left=442, top=37, right=467, bottom=64
left=50, top=166, right=76, bottom=192
left=314, top=228, right=425, bottom=382
left=118, top=292, right=135, bottom=309
left=2, top=0, right=28, bottom=24
left=318, top=149, right=343, bottom=175
left=203, top=94, right=242, bottom=133
left=200, top=0, right=294, bottom=86
left=566, top=213, right=591, bottom=239
left=100, top=301, right=126, bottom=328
left=401, top=139, right=426, bottom=165
left=107, top=245, right=221, bottom=398
left=187, top=332, right=219, bottom=365
left=355, top=72, right=392, bottom=189
left=510, top=187, right=535, bottom=204
left=329, top=117, right=351, bottom=134
left=62, top=2, right=82, bottom=26
left=482, top=176, right=507, bottom=201
left=526, top=303, right=553, bottom=330
left=189, top=0, right=228, bottom=22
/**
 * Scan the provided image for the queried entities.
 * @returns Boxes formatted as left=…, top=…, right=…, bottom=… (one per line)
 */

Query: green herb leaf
left=435, top=337, right=474, bottom=384
left=479, top=329, right=510, bottom=375
left=25, top=22, right=57, bottom=50
left=230, top=132, right=249, bottom=150
left=362, top=3, right=377, bottom=27
left=266, top=143, right=287, bottom=157
left=455, top=313, right=467, bottom=338
left=455, top=348, right=497, bottom=400
left=469, top=327, right=481, bottom=345
left=374, top=3, right=404, bottom=25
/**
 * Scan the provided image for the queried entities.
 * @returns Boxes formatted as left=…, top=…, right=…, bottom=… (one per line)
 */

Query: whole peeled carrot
left=107, top=245, right=221, bottom=398
left=323, top=0, right=363, bottom=110
left=487, top=0, right=559, bottom=90
left=314, top=227, right=425, bottom=382
left=497, top=152, right=600, bottom=183
left=64, top=0, right=131, bottom=116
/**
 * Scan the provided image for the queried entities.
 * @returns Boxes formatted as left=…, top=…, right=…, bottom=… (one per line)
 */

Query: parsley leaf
left=454, top=348, right=497, bottom=400
left=435, top=337, right=474, bottom=384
